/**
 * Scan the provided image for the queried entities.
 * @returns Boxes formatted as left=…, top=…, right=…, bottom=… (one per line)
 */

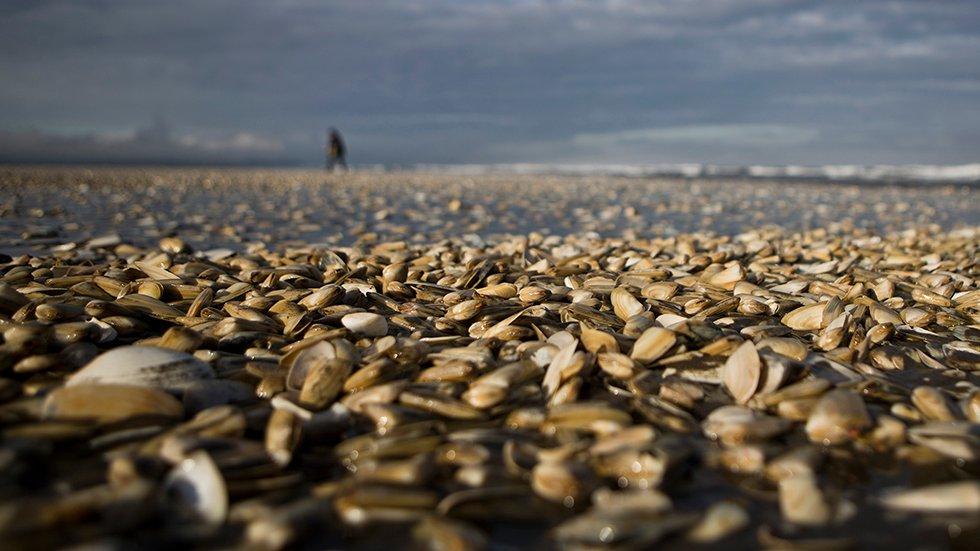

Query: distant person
left=326, top=128, right=347, bottom=171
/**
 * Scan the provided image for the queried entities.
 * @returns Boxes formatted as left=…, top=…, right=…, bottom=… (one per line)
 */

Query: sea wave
left=417, top=163, right=980, bottom=184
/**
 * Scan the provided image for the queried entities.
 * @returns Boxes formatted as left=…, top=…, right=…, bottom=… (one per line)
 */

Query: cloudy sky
left=1, top=0, right=978, bottom=166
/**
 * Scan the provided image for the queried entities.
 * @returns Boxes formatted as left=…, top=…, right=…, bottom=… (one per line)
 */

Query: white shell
left=164, top=450, right=228, bottom=525
left=341, top=312, right=388, bottom=337
left=67, top=345, right=214, bottom=393
left=880, top=481, right=980, bottom=513
left=722, top=340, right=761, bottom=404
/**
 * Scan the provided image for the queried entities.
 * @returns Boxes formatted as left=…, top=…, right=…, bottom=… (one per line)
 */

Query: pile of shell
left=0, top=226, right=977, bottom=549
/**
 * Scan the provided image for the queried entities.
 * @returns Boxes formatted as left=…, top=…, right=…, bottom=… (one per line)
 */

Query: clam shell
left=780, top=303, right=825, bottom=331
left=611, top=287, right=644, bottom=321
left=706, top=263, right=745, bottom=290
left=43, top=384, right=184, bottom=422
left=687, top=501, right=749, bottom=543
left=342, top=312, right=388, bottom=337
left=804, top=389, right=872, bottom=445
left=164, top=450, right=228, bottom=525
left=580, top=326, right=619, bottom=354
left=779, top=473, right=831, bottom=526
left=722, top=340, right=761, bottom=404
left=630, top=327, right=676, bottom=364
left=67, top=345, right=213, bottom=393
left=907, top=421, right=979, bottom=461
left=910, top=386, right=957, bottom=421
left=879, top=481, right=980, bottom=513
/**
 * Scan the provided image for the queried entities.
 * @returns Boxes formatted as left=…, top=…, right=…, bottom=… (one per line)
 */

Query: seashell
left=869, top=303, right=902, bottom=325
left=965, top=391, right=980, bottom=422
left=910, top=386, right=958, bottom=421
left=580, top=326, right=619, bottom=354
left=722, top=340, right=761, bottom=404
left=542, top=342, right=580, bottom=398
left=0, top=282, right=29, bottom=314
left=655, top=313, right=687, bottom=328
left=706, top=263, right=745, bottom=290
left=299, top=358, right=352, bottom=410
left=266, top=408, right=302, bottom=467
left=157, top=326, right=205, bottom=353
left=780, top=303, right=825, bottom=331
left=43, top=384, right=183, bottom=422
left=447, top=299, right=483, bottom=321
left=687, top=501, right=749, bottom=543
left=879, top=481, right=980, bottom=513
left=334, top=485, right=439, bottom=526
left=816, top=313, right=850, bottom=350
left=907, top=421, right=979, bottom=461
left=284, top=339, right=356, bottom=390
left=804, top=389, right=872, bottom=445
left=764, top=445, right=822, bottom=482
left=611, top=287, right=644, bottom=321
left=412, top=516, right=488, bottom=551
left=597, top=352, right=637, bottom=379
left=341, top=312, right=388, bottom=337
left=623, top=312, right=658, bottom=337
left=702, top=406, right=791, bottom=446
left=164, top=450, right=228, bottom=525
left=530, top=460, right=596, bottom=508
left=630, top=327, right=676, bottom=364
left=755, top=350, right=804, bottom=395
left=779, top=472, right=831, bottom=526
left=552, top=510, right=696, bottom=548
left=642, top=281, right=678, bottom=300
left=67, top=345, right=213, bottom=393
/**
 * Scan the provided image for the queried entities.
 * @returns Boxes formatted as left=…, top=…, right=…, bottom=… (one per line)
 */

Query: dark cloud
left=0, top=0, right=978, bottom=166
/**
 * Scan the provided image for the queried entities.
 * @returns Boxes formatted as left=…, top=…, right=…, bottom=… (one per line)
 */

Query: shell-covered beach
left=0, top=168, right=977, bottom=549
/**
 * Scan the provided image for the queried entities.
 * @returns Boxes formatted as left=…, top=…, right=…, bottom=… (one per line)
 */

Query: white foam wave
left=416, top=163, right=980, bottom=184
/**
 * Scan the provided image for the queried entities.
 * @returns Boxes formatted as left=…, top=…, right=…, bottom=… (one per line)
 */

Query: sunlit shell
left=611, top=287, right=644, bottom=321
left=879, top=481, right=980, bottom=513
left=66, top=345, right=213, bottom=393
left=805, top=389, right=872, bottom=445
left=780, top=303, right=825, bottom=331
left=342, top=312, right=389, bottom=337
left=630, top=327, right=676, bottom=364
left=779, top=473, right=831, bottom=526
left=43, top=384, right=183, bottom=422
left=722, top=340, right=761, bottom=404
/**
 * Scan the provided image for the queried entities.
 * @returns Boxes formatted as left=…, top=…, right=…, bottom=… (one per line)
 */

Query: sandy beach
left=0, top=167, right=977, bottom=548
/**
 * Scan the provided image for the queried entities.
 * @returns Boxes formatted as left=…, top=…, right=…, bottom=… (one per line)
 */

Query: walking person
left=326, top=128, right=347, bottom=171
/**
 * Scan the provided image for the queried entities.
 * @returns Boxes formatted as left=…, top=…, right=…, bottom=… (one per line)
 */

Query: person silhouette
left=326, top=128, right=347, bottom=171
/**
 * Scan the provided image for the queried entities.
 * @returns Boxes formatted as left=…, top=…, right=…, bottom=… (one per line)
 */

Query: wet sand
left=1, top=167, right=977, bottom=255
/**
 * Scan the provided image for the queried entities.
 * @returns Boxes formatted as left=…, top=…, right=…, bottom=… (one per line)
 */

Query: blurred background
left=0, top=0, right=978, bottom=170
